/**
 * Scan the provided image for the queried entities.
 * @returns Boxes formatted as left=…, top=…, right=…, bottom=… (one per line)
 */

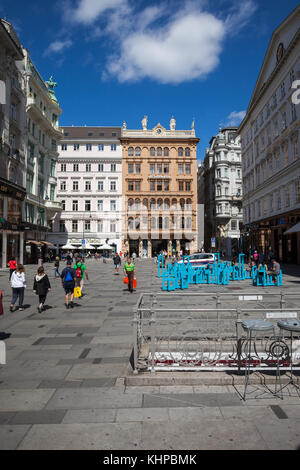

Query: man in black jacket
left=33, top=266, right=51, bottom=313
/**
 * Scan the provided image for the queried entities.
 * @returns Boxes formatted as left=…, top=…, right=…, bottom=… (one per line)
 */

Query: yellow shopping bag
left=74, top=286, right=81, bottom=298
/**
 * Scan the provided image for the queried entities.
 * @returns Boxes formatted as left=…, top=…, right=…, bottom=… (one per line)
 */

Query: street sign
left=82, top=239, right=86, bottom=245
left=211, top=237, right=215, bottom=248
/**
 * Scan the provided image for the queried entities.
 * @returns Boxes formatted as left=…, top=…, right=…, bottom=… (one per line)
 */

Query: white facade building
left=239, top=5, right=300, bottom=263
left=203, top=127, right=243, bottom=257
left=49, top=126, right=122, bottom=253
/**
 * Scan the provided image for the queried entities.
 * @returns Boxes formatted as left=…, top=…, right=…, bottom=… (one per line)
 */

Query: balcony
left=45, top=200, right=62, bottom=218
left=27, top=96, right=63, bottom=138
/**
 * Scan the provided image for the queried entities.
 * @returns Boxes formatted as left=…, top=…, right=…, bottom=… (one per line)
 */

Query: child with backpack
left=60, top=261, right=76, bottom=309
left=33, top=266, right=51, bottom=313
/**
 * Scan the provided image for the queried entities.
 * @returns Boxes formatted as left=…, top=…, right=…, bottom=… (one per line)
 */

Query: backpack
left=64, top=269, right=73, bottom=282
left=76, top=266, right=82, bottom=278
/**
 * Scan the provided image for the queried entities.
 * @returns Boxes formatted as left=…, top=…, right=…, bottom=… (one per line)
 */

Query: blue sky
left=1, top=0, right=299, bottom=160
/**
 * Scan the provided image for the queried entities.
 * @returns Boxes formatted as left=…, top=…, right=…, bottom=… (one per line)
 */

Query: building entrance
left=151, top=239, right=168, bottom=257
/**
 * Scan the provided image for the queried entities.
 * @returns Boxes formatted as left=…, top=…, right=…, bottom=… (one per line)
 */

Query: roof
left=60, top=126, right=122, bottom=140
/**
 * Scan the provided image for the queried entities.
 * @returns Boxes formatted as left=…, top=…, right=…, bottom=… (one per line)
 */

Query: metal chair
left=276, top=319, right=300, bottom=397
left=236, top=319, right=277, bottom=400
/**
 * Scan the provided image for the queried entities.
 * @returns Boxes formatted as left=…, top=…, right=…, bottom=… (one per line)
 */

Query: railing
left=132, top=292, right=300, bottom=373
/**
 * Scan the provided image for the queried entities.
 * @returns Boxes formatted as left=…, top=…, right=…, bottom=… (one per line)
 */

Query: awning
left=61, top=243, right=77, bottom=249
left=98, top=243, right=113, bottom=250
left=26, top=240, right=42, bottom=246
left=284, top=223, right=300, bottom=235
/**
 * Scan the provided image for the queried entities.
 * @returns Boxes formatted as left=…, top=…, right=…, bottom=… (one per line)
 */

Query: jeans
left=54, top=267, right=60, bottom=277
left=11, top=287, right=24, bottom=307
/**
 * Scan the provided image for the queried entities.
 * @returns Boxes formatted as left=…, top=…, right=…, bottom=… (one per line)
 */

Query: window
left=61, top=163, right=66, bottom=172
left=231, top=220, right=237, bottom=230
left=98, top=181, right=104, bottom=191
left=110, top=181, right=116, bottom=191
left=135, top=181, right=140, bottom=191
left=110, top=200, right=116, bottom=211
left=128, top=198, right=134, bottom=210
left=185, top=147, right=190, bottom=157
left=186, top=164, right=191, bottom=174
left=50, top=185, right=55, bottom=201
left=38, top=153, right=44, bottom=173
left=178, top=164, right=184, bottom=175
left=135, top=198, right=140, bottom=210
left=135, top=147, right=141, bottom=156
left=110, top=222, right=116, bottom=233
left=73, top=181, right=79, bottom=191
left=186, top=199, right=192, bottom=210
left=98, top=220, right=103, bottom=232
left=84, top=221, right=91, bottom=232
left=178, top=148, right=183, bottom=157
left=59, top=221, right=66, bottom=232
left=73, top=163, right=79, bottom=172
left=85, top=181, right=91, bottom=191
left=61, top=144, right=67, bottom=151
left=164, top=180, right=169, bottom=191
left=135, top=164, right=141, bottom=174
left=150, top=180, right=155, bottom=191
left=128, top=181, right=134, bottom=191
left=185, top=182, right=191, bottom=191
left=111, top=144, right=116, bottom=151
left=285, top=186, right=290, bottom=207
left=128, top=164, right=134, bottom=174
left=28, top=142, right=35, bottom=165
left=151, top=217, right=156, bottom=229
left=111, top=163, right=116, bottom=172
left=128, top=147, right=134, bottom=156
left=51, top=139, right=57, bottom=152
left=60, top=181, right=66, bottom=191
left=61, top=200, right=66, bottom=211
left=88, top=132, right=93, bottom=136
left=97, top=200, right=103, bottom=211
left=179, top=181, right=184, bottom=191
left=164, top=164, right=169, bottom=174
left=86, top=163, right=91, bottom=172
left=157, top=180, right=162, bottom=191
left=157, top=163, right=162, bottom=174
left=98, top=163, right=103, bottom=172
left=150, top=164, right=155, bottom=174
left=296, top=180, right=300, bottom=204
left=86, top=144, right=92, bottom=151
left=164, top=147, right=169, bottom=157
left=26, top=172, right=34, bottom=194
left=150, top=147, right=155, bottom=156
left=85, top=200, right=91, bottom=211
left=74, top=144, right=79, bottom=151
left=72, top=200, right=78, bottom=211
left=98, top=144, right=104, bottom=151
left=157, top=147, right=162, bottom=156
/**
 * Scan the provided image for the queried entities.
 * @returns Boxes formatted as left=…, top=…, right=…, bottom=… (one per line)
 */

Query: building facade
left=23, top=49, right=63, bottom=263
left=120, top=117, right=199, bottom=257
left=49, top=126, right=122, bottom=253
left=239, top=5, right=300, bottom=263
left=0, top=19, right=26, bottom=268
left=202, top=127, right=243, bottom=257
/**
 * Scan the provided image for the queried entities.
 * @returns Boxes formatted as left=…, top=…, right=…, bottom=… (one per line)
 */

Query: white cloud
left=69, top=0, right=127, bottom=25
left=224, top=0, right=257, bottom=36
left=225, top=110, right=246, bottom=126
left=44, top=39, right=72, bottom=56
left=106, top=11, right=226, bottom=84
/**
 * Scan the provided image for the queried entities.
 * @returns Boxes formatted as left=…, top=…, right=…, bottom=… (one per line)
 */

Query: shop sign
left=0, top=180, right=26, bottom=201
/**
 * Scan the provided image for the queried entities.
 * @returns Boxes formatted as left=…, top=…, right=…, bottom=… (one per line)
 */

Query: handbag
left=123, top=277, right=129, bottom=284
left=133, top=279, right=137, bottom=288
left=73, top=286, right=81, bottom=298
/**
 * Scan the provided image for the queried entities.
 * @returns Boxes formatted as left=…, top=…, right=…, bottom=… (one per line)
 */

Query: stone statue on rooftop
left=142, top=116, right=148, bottom=130
left=170, top=116, right=176, bottom=131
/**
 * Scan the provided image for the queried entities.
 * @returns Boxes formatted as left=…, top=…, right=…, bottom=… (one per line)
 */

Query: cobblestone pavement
left=0, top=259, right=300, bottom=450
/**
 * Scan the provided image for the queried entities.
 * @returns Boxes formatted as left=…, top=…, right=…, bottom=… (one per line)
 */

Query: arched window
left=180, top=217, right=185, bottom=229
left=164, top=217, right=169, bottom=229
left=143, top=198, right=148, bottom=209
left=171, top=198, right=177, bottom=210
left=186, top=217, right=192, bottom=229
left=135, top=217, right=140, bottom=230
left=216, top=186, right=221, bottom=197
left=128, top=217, right=134, bottom=230
left=150, top=198, right=156, bottom=210
left=186, top=199, right=192, bottom=210
left=157, top=147, right=162, bottom=156
left=150, top=147, right=155, bottom=156
left=178, top=147, right=183, bottom=157
left=135, top=147, right=141, bottom=156
left=185, top=147, right=190, bottom=157
left=157, top=198, right=163, bottom=210
left=128, top=147, right=134, bottom=156
left=135, top=198, right=140, bottom=210
left=128, top=198, right=134, bottom=210
left=180, top=198, right=185, bottom=209
left=151, top=217, right=156, bottom=229
left=158, top=216, right=163, bottom=229
left=164, top=199, right=170, bottom=210
left=164, top=147, right=169, bottom=157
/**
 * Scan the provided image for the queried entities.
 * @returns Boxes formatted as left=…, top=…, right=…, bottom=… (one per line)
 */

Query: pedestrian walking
left=9, top=264, right=26, bottom=311
left=8, top=257, right=17, bottom=280
left=33, top=266, right=51, bottom=313
left=74, top=259, right=88, bottom=296
left=113, top=252, right=121, bottom=274
left=132, top=252, right=137, bottom=262
left=60, top=260, right=76, bottom=309
left=124, top=257, right=135, bottom=293
left=54, top=256, right=61, bottom=278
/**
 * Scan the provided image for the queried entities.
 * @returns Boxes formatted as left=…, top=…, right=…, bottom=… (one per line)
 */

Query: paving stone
left=116, top=407, right=169, bottom=422
left=38, top=380, right=83, bottom=389
left=0, top=389, right=55, bottom=411
left=81, top=378, right=117, bottom=388
left=0, top=366, right=71, bottom=380
left=10, top=410, right=67, bottom=425
left=65, top=364, right=127, bottom=380
left=0, top=412, right=16, bottom=424
left=0, top=379, right=41, bottom=389
left=168, top=406, right=223, bottom=421
left=32, top=337, right=92, bottom=345
left=62, top=409, right=117, bottom=424
left=0, top=425, right=31, bottom=450
left=142, top=393, right=242, bottom=408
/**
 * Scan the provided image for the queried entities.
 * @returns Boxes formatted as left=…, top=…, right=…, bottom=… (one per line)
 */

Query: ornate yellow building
left=121, top=117, right=199, bottom=257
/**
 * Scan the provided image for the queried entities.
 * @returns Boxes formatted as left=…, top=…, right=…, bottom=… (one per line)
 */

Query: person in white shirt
left=10, top=264, right=26, bottom=311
